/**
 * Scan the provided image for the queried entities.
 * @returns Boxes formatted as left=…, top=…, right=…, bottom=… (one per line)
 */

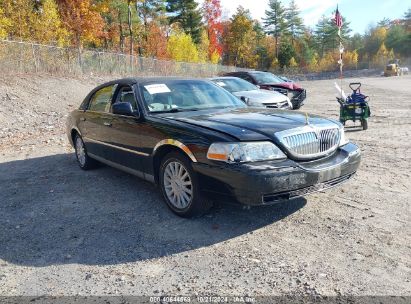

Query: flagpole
left=335, top=5, right=344, bottom=101
left=339, top=29, right=343, bottom=100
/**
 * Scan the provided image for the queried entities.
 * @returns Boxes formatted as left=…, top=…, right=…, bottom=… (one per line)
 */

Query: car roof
left=210, top=76, right=244, bottom=81
left=99, top=77, right=205, bottom=87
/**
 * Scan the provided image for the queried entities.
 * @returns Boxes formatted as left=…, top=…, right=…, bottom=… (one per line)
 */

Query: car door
left=106, top=85, right=148, bottom=178
left=81, top=84, right=117, bottom=159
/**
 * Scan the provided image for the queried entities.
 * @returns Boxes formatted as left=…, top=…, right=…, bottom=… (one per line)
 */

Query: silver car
left=211, top=76, right=292, bottom=109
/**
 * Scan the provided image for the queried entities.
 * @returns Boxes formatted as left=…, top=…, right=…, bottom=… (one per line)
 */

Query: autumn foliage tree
left=143, top=22, right=168, bottom=58
left=202, top=0, right=223, bottom=62
left=33, top=0, right=69, bottom=45
left=167, top=28, right=199, bottom=62
left=224, top=7, right=258, bottom=68
left=56, top=0, right=104, bottom=47
left=0, top=0, right=409, bottom=72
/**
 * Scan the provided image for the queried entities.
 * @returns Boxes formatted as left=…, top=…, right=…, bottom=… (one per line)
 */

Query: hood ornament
left=305, top=112, right=310, bottom=125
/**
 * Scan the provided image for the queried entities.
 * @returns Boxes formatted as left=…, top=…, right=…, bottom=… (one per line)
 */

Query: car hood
left=233, top=90, right=288, bottom=104
left=162, top=108, right=337, bottom=141
left=260, top=82, right=303, bottom=90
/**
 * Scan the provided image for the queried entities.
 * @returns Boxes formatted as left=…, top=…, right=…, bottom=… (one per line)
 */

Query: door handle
left=80, top=117, right=86, bottom=121
left=104, top=122, right=112, bottom=127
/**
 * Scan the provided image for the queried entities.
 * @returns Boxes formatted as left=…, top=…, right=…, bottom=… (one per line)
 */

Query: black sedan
left=67, top=77, right=361, bottom=217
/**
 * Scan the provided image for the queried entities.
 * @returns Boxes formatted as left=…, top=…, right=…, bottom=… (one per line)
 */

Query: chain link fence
left=0, top=40, right=244, bottom=78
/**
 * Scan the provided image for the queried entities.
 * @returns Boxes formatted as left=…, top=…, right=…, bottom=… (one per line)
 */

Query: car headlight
left=207, top=141, right=286, bottom=163
left=286, top=97, right=292, bottom=108
left=247, top=101, right=265, bottom=107
left=339, top=127, right=349, bottom=146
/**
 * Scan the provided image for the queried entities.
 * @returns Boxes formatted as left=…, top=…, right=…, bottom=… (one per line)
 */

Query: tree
left=278, top=39, right=295, bottom=68
left=373, top=42, right=391, bottom=67
left=313, top=14, right=351, bottom=57
left=284, top=0, right=304, bottom=44
left=197, top=29, right=210, bottom=62
left=289, top=56, right=298, bottom=67
left=0, top=7, right=12, bottom=39
left=166, top=0, right=203, bottom=44
left=403, top=7, right=411, bottom=31
left=136, top=0, right=166, bottom=46
left=377, top=17, right=391, bottom=28
left=386, top=25, right=409, bottom=56
left=142, top=22, right=168, bottom=58
left=203, top=0, right=223, bottom=60
left=350, top=33, right=364, bottom=51
left=33, top=0, right=69, bottom=46
left=95, top=0, right=128, bottom=52
left=167, top=29, right=199, bottom=62
left=263, top=0, right=287, bottom=58
left=224, top=6, right=258, bottom=67
left=56, top=0, right=105, bottom=47
left=363, top=26, right=387, bottom=59
left=0, top=0, right=37, bottom=41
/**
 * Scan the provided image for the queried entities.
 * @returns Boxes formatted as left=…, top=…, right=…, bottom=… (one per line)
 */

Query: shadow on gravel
left=0, top=153, right=306, bottom=266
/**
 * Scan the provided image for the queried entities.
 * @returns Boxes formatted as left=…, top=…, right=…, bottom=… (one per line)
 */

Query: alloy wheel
left=163, top=161, right=193, bottom=209
left=75, top=136, right=86, bottom=167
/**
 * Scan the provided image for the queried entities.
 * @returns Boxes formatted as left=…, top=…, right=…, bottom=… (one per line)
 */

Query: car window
left=140, top=80, right=246, bottom=113
left=212, top=78, right=258, bottom=93
left=242, top=74, right=254, bottom=83
left=88, top=85, right=117, bottom=112
left=250, top=72, right=283, bottom=84
left=115, top=86, right=138, bottom=111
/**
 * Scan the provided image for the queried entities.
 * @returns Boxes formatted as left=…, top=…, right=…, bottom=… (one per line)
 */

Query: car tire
left=361, top=119, right=368, bottom=130
left=74, top=134, right=98, bottom=170
left=159, top=151, right=212, bottom=218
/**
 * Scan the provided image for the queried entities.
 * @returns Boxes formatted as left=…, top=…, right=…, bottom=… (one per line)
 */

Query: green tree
left=377, top=17, right=391, bottom=28
left=278, top=39, right=295, bottom=68
left=263, top=0, right=287, bottom=58
left=166, top=0, right=203, bottom=44
left=350, top=33, right=364, bottom=51
left=284, top=0, right=304, bottom=44
left=314, top=14, right=351, bottom=57
left=386, top=25, right=410, bottom=56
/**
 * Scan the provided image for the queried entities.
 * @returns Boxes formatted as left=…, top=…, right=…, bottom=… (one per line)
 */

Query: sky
left=218, top=0, right=410, bottom=34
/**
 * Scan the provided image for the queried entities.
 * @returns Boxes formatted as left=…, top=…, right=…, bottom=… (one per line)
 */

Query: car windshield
left=251, top=72, right=284, bottom=84
left=212, top=78, right=258, bottom=93
left=140, top=80, right=246, bottom=113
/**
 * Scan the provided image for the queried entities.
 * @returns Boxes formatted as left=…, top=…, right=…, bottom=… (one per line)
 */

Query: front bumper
left=291, top=89, right=306, bottom=108
left=193, top=142, right=360, bottom=206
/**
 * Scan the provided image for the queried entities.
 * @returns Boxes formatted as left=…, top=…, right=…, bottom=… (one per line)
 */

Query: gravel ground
left=0, top=74, right=410, bottom=296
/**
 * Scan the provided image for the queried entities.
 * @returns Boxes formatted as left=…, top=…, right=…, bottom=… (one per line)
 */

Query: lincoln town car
left=66, top=78, right=361, bottom=217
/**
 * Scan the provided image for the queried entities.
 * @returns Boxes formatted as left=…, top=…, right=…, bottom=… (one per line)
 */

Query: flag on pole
left=334, top=5, right=343, bottom=28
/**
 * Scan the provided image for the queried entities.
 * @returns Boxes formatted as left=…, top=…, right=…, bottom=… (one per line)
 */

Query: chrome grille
left=276, top=125, right=341, bottom=160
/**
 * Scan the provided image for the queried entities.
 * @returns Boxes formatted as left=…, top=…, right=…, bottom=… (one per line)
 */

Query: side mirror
left=112, top=102, right=135, bottom=116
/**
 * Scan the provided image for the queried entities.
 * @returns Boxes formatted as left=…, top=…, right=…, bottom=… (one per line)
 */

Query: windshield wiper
left=150, top=108, right=201, bottom=114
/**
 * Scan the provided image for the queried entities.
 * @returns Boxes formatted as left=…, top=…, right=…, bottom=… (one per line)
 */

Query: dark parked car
left=210, top=76, right=292, bottom=109
left=67, top=77, right=361, bottom=217
left=223, top=71, right=306, bottom=109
